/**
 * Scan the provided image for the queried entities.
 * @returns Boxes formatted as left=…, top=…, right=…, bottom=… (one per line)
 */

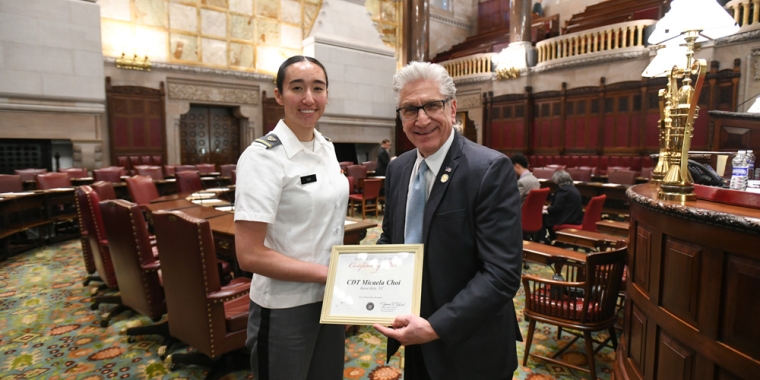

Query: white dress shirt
left=235, top=120, right=348, bottom=309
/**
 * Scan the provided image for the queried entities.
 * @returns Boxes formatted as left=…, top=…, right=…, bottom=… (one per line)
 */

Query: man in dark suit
left=373, top=61, right=523, bottom=380
left=376, top=139, right=391, bottom=176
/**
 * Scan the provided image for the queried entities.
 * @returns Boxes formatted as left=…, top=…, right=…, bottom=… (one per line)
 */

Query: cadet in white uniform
left=234, top=56, right=348, bottom=380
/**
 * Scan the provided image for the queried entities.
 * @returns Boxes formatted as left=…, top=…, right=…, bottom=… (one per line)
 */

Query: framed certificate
left=320, top=244, right=424, bottom=325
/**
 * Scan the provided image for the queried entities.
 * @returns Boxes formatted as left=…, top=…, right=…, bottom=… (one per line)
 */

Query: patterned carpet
left=0, top=216, right=617, bottom=379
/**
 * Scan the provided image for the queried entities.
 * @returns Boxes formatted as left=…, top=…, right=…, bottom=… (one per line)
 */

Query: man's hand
left=373, top=315, right=440, bottom=346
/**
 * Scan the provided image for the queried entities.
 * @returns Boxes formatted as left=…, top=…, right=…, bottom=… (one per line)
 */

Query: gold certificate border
left=320, top=244, right=424, bottom=325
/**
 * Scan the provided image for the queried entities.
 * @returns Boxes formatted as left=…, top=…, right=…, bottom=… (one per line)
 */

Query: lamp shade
left=641, top=42, right=688, bottom=78
left=647, top=0, right=739, bottom=44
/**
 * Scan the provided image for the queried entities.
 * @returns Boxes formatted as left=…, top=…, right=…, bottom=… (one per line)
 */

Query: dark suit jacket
left=544, top=184, right=584, bottom=227
left=377, top=132, right=523, bottom=379
left=376, top=147, right=390, bottom=176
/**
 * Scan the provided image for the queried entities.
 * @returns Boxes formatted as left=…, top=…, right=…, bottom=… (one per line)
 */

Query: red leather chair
left=0, top=174, right=23, bottom=192
left=129, top=156, right=141, bottom=170
left=91, top=181, right=116, bottom=201
left=125, top=175, right=160, bottom=205
left=153, top=210, right=251, bottom=377
left=140, top=155, right=152, bottom=165
left=74, top=186, right=126, bottom=325
left=608, top=170, right=637, bottom=185
left=14, top=168, right=47, bottom=182
left=36, top=172, right=72, bottom=189
left=100, top=199, right=169, bottom=340
left=566, top=167, right=592, bottom=182
left=362, top=161, right=377, bottom=173
left=522, top=188, right=550, bottom=241
left=554, top=194, right=607, bottom=232
left=533, top=167, right=558, bottom=180
left=59, top=167, right=88, bottom=179
left=176, top=171, right=203, bottom=193
left=231, top=169, right=236, bottom=185
left=116, top=156, right=129, bottom=169
left=93, top=168, right=123, bottom=183
left=151, top=155, right=163, bottom=166
left=640, top=167, right=654, bottom=180
left=349, top=178, right=382, bottom=219
left=546, top=164, right=566, bottom=171
left=135, top=165, right=164, bottom=181
left=163, top=165, right=176, bottom=177
left=346, top=165, right=367, bottom=181
left=196, top=163, right=216, bottom=174
left=175, top=165, right=197, bottom=173
left=220, top=164, right=236, bottom=178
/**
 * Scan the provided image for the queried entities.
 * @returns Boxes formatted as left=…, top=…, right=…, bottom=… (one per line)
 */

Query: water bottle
left=729, top=150, right=748, bottom=191
left=746, top=150, right=756, bottom=180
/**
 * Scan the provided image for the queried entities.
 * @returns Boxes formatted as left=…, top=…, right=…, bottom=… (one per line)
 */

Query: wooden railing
left=440, top=53, right=496, bottom=79
left=536, top=20, right=655, bottom=65
left=726, top=0, right=760, bottom=32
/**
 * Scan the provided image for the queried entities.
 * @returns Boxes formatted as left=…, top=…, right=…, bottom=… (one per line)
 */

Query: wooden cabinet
left=615, top=184, right=760, bottom=380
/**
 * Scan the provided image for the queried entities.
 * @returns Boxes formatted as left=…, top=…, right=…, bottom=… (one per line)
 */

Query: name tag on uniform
left=300, top=174, right=317, bottom=185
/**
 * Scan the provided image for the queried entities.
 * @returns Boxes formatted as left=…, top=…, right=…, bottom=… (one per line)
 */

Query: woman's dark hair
left=276, top=56, right=329, bottom=93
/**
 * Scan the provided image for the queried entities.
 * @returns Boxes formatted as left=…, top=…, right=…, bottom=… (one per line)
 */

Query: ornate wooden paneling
left=616, top=184, right=760, bottom=380
left=627, top=302, right=648, bottom=378
left=262, top=90, right=284, bottom=135
left=655, top=332, right=695, bottom=379
left=634, top=225, right=651, bottom=293
left=485, top=60, right=741, bottom=155
left=106, top=77, right=166, bottom=165
left=661, top=237, right=702, bottom=328
left=179, top=106, right=240, bottom=166
left=721, top=254, right=760, bottom=360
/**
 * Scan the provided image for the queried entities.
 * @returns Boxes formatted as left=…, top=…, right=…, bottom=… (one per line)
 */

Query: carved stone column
left=510, top=0, right=531, bottom=43
left=496, top=0, right=535, bottom=69
left=404, top=0, right=429, bottom=62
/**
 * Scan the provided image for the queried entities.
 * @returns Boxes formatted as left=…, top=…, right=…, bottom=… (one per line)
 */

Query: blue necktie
left=405, top=160, right=428, bottom=244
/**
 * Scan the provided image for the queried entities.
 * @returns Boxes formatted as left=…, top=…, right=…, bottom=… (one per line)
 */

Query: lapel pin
left=441, top=174, right=449, bottom=183
left=445, top=167, right=452, bottom=173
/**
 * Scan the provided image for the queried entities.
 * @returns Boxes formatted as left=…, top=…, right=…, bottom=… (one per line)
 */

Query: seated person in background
left=511, top=153, right=540, bottom=206
left=532, top=0, right=543, bottom=17
left=542, top=170, right=583, bottom=241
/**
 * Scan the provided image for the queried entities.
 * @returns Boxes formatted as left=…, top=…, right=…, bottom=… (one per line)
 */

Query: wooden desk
left=595, top=220, right=629, bottom=237
left=539, top=180, right=631, bottom=215
left=555, top=228, right=624, bottom=251
left=615, top=183, right=760, bottom=380
left=522, top=240, right=587, bottom=265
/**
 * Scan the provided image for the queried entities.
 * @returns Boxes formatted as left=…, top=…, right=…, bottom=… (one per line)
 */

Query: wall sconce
left=116, top=53, right=152, bottom=71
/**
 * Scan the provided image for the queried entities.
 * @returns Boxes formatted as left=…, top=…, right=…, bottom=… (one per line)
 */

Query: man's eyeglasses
left=396, top=99, right=450, bottom=121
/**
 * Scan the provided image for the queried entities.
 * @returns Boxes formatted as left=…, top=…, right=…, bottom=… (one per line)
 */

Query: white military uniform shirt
left=235, top=120, right=349, bottom=308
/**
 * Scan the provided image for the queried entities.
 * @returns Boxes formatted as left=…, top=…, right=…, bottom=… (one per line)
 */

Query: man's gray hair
left=392, top=61, right=456, bottom=106
left=551, top=170, right=574, bottom=186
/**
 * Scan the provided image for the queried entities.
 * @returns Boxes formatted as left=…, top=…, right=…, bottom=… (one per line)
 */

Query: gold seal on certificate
left=320, top=244, right=424, bottom=325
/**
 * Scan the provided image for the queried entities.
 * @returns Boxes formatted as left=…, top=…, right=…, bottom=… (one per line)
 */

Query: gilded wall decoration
left=457, top=93, right=482, bottom=110
left=100, top=0, right=324, bottom=74
left=167, top=80, right=260, bottom=105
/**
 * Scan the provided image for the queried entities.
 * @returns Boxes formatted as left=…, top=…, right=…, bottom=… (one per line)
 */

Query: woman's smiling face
left=275, top=61, right=328, bottom=140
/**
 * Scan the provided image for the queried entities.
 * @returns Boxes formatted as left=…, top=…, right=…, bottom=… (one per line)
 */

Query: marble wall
left=0, top=0, right=106, bottom=169
left=304, top=0, right=397, bottom=151
left=429, top=0, right=476, bottom=59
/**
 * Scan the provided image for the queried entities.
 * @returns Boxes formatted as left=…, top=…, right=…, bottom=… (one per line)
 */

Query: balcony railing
left=726, top=0, right=760, bottom=32
left=536, top=20, right=656, bottom=65
left=440, top=53, right=496, bottom=79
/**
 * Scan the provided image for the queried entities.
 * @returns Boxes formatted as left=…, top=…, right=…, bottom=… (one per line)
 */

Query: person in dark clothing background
left=376, top=139, right=391, bottom=176
left=542, top=169, right=583, bottom=241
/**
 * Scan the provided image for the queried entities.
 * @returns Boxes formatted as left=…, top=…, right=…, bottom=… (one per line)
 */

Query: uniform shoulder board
left=254, top=133, right=281, bottom=149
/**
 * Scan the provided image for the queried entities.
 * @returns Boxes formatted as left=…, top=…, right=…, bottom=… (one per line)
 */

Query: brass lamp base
left=658, top=183, right=696, bottom=202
